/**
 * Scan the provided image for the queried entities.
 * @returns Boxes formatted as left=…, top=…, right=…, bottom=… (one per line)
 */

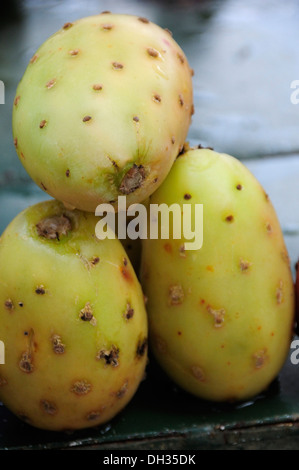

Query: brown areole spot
left=179, top=244, right=186, bottom=258
left=36, top=214, right=72, bottom=240
left=168, top=284, right=184, bottom=306
left=68, top=49, right=79, bottom=56
left=40, top=399, right=57, bottom=415
left=125, top=302, right=134, bottom=320
left=153, top=93, right=161, bottom=103
left=96, top=345, right=119, bottom=367
left=116, top=380, right=128, bottom=398
left=138, top=17, right=149, bottom=23
left=70, top=380, right=91, bottom=395
left=101, top=23, right=114, bottom=30
left=86, top=410, right=102, bottom=421
left=253, top=349, right=268, bottom=369
left=91, top=256, right=100, bottom=266
left=79, top=302, right=97, bottom=325
left=133, top=116, right=140, bottom=122
left=136, top=338, right=148, bottom=358
left=177, top=52, right=185, bottom=64
left=19, top=351, right=34, bottom=373
left=191, top=365, right=206, bottom=382
left=83, top=115, right=92, bottom=122
left=179, top=94, right=184, bottom=106
left=120, top=265, right=133, bottom=282
left=225, top=215, right=234, bottom=223
left=184, top=193, right=192, bottom=200
left=35, top=285, right=46, bottom=295
left=39, top=119, right=47, bottom=129
left=14, top=137, right=18, bottom=148
left=207, top=305, right=225, bottom=327
left=65, top=169, right=70, bottom=177
left=119, top=164, right=146, bottom=195
left=17, top=413, right=32, bottom=424
left=154, top=335, right=167, bottom=354
left=93, top=83, right=103, bottom=91
left=236, top=183, right=243, bottom=190
left=276, top=280, right=284, bottom=304
left=147, top=47, right=159, bottom=58
left=14, top=95, right=20, bottom=106
left=112, top=61, right=124, bottom=70
left=281, top=250, right=290, bottom=266
left=4, top=299, right=14, bottom=311
left=30, top=54, right=38, bottom=63
left=46, top=79, right=56, bottom=89
left=51, top=334, right=65, bottom=354
left=240, top=259, right=252, bottom=272
left=63, top=22, right=73, bottom=29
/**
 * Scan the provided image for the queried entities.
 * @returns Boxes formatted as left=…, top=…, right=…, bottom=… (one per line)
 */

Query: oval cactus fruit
left=140, top=147, right=295, bottom=403
left=12, top=13, right=194, bottom=212
left=0, top=200, right=148, bottom=431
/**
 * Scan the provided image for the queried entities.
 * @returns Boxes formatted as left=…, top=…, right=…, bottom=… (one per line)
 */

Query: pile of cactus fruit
left=0, top=12, right=295, bottom=432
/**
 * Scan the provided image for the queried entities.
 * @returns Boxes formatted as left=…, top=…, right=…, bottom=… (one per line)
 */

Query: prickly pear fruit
left=0, top=200, right=148, bottom=431
left=140, top=147, right=295, bottom=402
left=12, top=13, right=194, bottom=212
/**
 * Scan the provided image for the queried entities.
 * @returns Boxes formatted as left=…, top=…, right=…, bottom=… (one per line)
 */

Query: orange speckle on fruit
left=120, top=266, right=133, bottom=282
left=164, top=243, right=172, bottom=253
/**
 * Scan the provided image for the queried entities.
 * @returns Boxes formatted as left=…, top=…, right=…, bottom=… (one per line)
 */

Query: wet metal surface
left=1, top=0, right=299, bottom=450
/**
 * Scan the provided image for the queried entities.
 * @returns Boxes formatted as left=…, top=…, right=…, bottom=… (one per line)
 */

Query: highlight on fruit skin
left=140, top=146, right=295, bottom=403
left=12, top=12, right=194, bottom=212
left=0, top=199, right=148, bottom=431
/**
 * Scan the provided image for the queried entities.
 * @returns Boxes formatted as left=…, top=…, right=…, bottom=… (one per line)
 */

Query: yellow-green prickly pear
left=0, top=200, right=148, bottom=431
left=140, top=147, right=295, bottom=402
left=12, top=13, right=193, bottom=212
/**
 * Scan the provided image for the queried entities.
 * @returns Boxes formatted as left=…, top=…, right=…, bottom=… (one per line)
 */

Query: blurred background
left=1, top=0, right=299, bottom=269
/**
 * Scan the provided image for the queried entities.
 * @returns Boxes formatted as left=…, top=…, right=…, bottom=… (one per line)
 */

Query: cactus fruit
left=12, top=13, right=194, bottom=213
left=140, top=147, right=295, bottom=402
left=0, top=199, right=148, bottom=431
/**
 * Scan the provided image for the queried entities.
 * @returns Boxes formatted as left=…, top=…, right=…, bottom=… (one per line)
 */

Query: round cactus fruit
left=140, top=147, right=295, bottom=403
left=0, top=200, right=148, bottom=431
left=12, top=13, right=194, bottom=212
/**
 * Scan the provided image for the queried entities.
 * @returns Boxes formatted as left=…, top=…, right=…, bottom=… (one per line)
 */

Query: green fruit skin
left=0, top=200, right=148, bottom=431
left=140, top=148, right=295, bottom=402
left=12, top=13, right=193, bottom=212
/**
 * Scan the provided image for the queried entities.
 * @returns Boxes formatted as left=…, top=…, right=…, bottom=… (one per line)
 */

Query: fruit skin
left=12, top=13, right=194, bottom=212
left=140, top=147, right=295, bottom=403
left=0, top=200, right=148, bottom=431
